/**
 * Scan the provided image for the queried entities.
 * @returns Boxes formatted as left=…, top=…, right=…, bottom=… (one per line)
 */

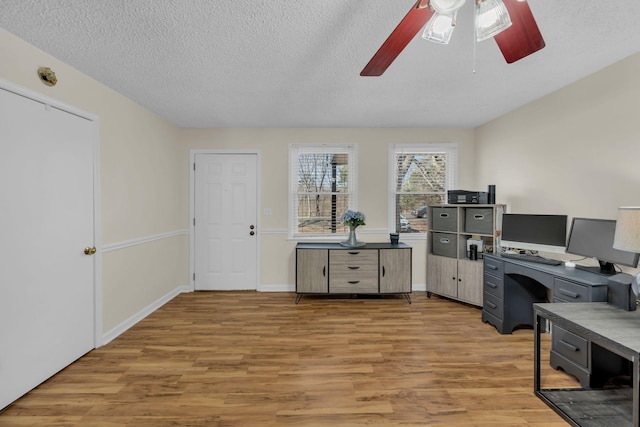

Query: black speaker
left=607, top=273, right=637, bottom=311
left=487, top=185, right=496, bottom=204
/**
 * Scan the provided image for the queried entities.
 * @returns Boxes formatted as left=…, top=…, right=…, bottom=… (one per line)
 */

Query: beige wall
left=180, top=128, right=476, bottom=289
left=475, top=52, right=640, bottom=270
left=4, top=23, right=639, bottom=336
left=0, top=28, right=190, bottom=334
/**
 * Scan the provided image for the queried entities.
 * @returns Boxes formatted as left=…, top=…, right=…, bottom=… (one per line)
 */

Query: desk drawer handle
left=487, top=264, right=498, bottom=271
left=486, top=301, right=497, bottom=309
left=348, top=266, right=360, bottom=270
left=559, top=339, right=579, bottom=352
left=348, top=280, right=360, bottom=284
left=439, top=238, right=450, bottom=244
left=558, top=289, right=580, bottom=299
left=487, top=282, right=498, bottom=289
left=474, top=214, right=484, bottom=220
left=439, top=213, right=449, bottom=218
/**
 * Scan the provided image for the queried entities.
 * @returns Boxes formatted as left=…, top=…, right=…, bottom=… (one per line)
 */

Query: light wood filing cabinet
left=295, top=242, right=412, bottom=303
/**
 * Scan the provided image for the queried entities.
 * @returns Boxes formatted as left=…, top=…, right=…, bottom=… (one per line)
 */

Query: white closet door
left=0, top=87, right=96, bottom=409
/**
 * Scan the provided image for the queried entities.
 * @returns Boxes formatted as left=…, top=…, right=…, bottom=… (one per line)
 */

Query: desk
left=482, top=254, right=629, bottom=387
left=482, top=254, right=610, bottom=335
left=534, top=302, right=640, bottom=426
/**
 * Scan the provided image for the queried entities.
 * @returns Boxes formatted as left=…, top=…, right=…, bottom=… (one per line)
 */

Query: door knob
left=250, top=225, right=255, bottom=230
left=250, top=231, right=255, bottom=236
left=84, top=247, right=97, bottom=255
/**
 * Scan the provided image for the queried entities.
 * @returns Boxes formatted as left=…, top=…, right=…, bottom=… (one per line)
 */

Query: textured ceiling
left=1, top=0, right=639, bottom=128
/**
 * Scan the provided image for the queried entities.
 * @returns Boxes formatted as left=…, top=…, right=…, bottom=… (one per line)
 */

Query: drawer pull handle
left=559, top=289, right=579, bottom=299
left=348, top=266, right=360, bottom=270
left=323, top=266, right=326, bottom=277
left=439, top=238, right=450, bottom=244
left=474, top=214, right=484, bottom=220
left=559, top=339, right=579, bottom=352
left=486, top=301, right=497, bottom=309
left=382, top=266, right=386, bottom=277
left=440, top=213, right=449, bottom=218
left=348, top=280, right=360, bottom=284
left=348, top=251, right=360, bottom=255
left=487, top=264, right=498, bottom=271
left=487, top=282, right=497, bottom=289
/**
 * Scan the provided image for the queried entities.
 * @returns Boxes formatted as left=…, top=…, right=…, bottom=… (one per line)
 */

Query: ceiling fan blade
left=360, top=1, right=434, bottom=76
left=494, top=0, right=545, bottom=64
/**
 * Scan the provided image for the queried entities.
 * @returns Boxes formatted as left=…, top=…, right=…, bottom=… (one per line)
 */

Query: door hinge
left=193, top=273, right=196, bottom=281
left=193, top=163, right=196, bottom=171
left=193, top=217, right=196, bottom=226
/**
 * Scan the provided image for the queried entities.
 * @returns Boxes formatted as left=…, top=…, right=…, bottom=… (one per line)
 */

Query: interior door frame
left=189, top=149, right=261, bottom=292
left=0, top=77, right=102, bottom=347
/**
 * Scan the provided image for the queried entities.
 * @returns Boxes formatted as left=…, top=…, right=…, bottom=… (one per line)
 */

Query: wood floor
left=0, top=292, right=578, bottom=426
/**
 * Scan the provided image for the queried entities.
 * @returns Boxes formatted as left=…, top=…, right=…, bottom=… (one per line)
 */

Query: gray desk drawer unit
left=482, top=254, right=628, bottom=388
left=295, top=242, right=412, bottom=304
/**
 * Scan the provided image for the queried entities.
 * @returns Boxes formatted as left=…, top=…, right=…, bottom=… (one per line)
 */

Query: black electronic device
left=566, top=217, right=640, bottom=275
left=607, top=273, right=637, bottom=311
left=500, top=213, right=568, bottom=254
left=447, top=190, right=488, bottom=204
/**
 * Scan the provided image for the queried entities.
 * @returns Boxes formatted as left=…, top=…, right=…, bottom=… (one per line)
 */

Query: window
left=289, top=144, right=358, bottom=238
left=389, top=144, right=457, bottom=234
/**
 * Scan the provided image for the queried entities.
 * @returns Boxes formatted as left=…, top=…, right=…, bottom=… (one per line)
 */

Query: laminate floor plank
left=1, top=292, right=576, bottom=426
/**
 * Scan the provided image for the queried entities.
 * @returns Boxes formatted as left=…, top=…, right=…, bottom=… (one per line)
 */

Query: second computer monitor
left=500, top=213, right=568, bottom=254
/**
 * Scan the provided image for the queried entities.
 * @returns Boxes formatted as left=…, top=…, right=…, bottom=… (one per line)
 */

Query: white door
left=0, top=87, right=96, bottom=409
left=194, top=153, right=258, bottom=290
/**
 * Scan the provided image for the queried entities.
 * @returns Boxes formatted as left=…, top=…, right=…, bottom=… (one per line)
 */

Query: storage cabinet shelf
left=427, top=204, right=505, bottom=306
left=296, top=242, right=412, bottom=304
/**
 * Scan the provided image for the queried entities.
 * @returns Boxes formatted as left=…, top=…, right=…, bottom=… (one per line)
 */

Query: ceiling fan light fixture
left=422, top=11, right=458, bottom=45
left=475, top=0, right=512, bottom=42
left=428, top=0, right=466, bottom=14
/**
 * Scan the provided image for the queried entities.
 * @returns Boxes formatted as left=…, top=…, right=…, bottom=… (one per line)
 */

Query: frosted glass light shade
left=422, top=11, right=458, bottom=45
left=475, top=0, right=512, bottom=42
left=429, top=0, right=466, bottom=14
left=614, top=207, right=640, bottom=252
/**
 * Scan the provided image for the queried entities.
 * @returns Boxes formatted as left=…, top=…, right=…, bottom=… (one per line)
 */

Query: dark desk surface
left=534, top=302, right=640, bottom=356
left=296, top=242, right=411, bottom=250
left=486, top=254, right=610, bottom=287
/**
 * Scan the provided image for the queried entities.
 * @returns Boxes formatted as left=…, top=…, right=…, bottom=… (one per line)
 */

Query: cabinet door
left=380, top=249, right=411, bottom=293
left=296, top=249, right=328, bottom=293
left=427, top=255, right=458, bottom=298
left=457, top=259, right=483, bottom=306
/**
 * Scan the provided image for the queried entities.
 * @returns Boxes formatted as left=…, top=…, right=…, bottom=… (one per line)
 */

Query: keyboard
left=500, top=252, right=563, bottom=266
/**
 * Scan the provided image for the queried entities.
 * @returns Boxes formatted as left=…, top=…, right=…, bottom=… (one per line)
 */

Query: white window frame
left=289, top=144, right=358, bottom=240
left=388, top=143, right=458, bottom=237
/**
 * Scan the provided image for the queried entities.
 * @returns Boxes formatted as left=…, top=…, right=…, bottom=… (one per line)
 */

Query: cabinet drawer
left=484, top=256, right=503, bottom=277
left=330, top=249, right=378, bottom=293
left=483, top=272, right=503, bottom=298
left=431, top=207, right=458, bottom=232
left=483, top=292, right=503, bottom=320
left=431, top=232, right=457, bottom=258
left=330, top=277, right=378, bottom=294
left=552, top=325, right=588, bottom=368
left=464, top=208, right=493, bottom=234
left=554, top=278, right=589, bottom=302
left=330, top=249, right=378, bottom=267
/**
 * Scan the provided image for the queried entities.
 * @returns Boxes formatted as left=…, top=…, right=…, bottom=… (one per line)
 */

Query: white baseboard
left=101, top=284, right=190, bottom=346
left=258, top=283, right=295, bottom=292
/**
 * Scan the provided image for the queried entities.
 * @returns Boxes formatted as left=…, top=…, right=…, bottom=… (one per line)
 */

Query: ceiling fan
left=361, top=0, right=545, bottom=76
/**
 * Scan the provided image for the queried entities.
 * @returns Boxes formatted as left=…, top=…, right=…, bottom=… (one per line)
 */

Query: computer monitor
left=500, top=214, right=568, bottom=254
left=566, top=217, right=640, bottom=275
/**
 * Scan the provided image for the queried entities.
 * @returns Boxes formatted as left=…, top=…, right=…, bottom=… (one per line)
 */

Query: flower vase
left=340, top=225, right=365, bottom=247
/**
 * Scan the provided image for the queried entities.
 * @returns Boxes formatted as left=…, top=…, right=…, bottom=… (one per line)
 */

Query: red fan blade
left=494, top=0, right=545, bottom=64
left=360, top=0, right=434, bottom=76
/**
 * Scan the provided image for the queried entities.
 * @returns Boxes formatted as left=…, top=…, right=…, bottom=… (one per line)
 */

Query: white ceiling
left=1, top=0, right=639, bottom=129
